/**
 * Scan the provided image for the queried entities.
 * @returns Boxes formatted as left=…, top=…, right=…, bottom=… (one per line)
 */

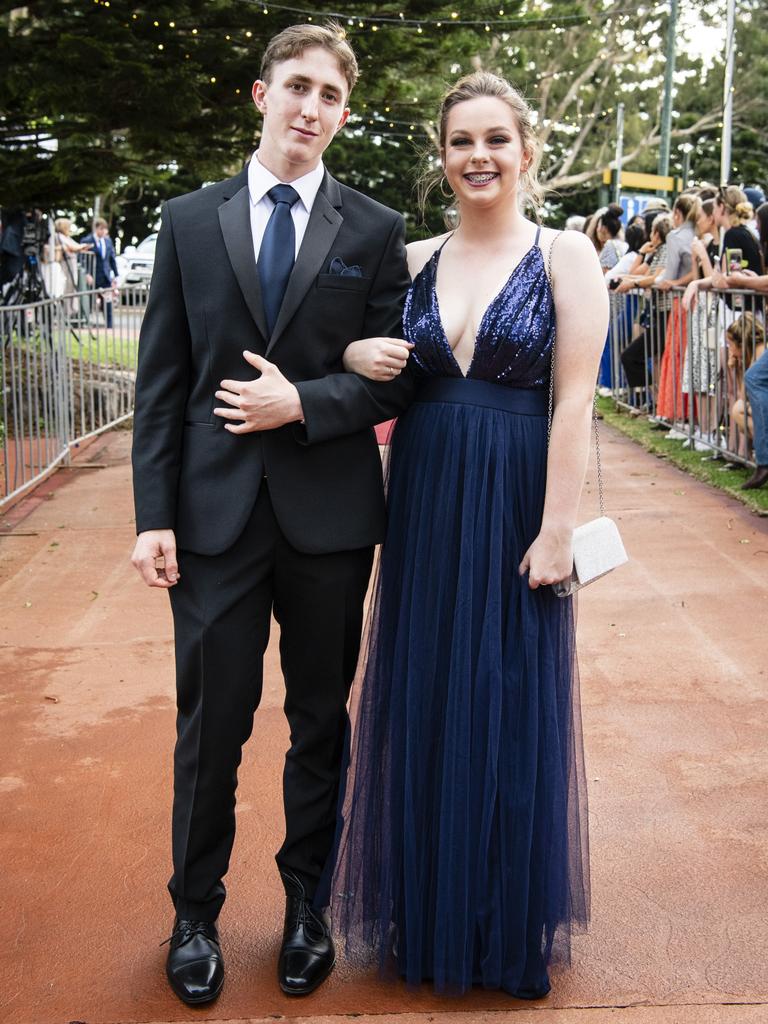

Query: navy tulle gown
left=326, top=228, right=590, bottom=997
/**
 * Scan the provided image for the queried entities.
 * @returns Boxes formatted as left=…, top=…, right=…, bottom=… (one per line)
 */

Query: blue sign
left=620, top=193, right=654, bottom=224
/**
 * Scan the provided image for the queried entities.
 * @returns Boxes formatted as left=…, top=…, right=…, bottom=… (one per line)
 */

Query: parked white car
left=117, top=233, right=157, bottom=288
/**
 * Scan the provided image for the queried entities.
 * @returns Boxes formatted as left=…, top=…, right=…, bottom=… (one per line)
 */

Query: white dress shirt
left=247, top=153, right=325, bottom=265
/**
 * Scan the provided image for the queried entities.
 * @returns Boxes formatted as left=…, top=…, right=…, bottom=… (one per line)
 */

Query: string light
left=234, top=0, right=638, bottom=30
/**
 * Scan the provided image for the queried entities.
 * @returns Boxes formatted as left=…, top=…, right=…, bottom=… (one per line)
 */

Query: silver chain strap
left=545, top=231, right=605, bottom=518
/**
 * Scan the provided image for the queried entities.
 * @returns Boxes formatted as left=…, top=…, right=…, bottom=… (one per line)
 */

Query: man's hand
left=214, top=351, right=304, bottom=433
left=131, top=529, right=179, bottom=588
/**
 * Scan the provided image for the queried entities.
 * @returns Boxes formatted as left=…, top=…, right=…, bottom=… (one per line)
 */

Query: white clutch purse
left=552, top=515, right=628, bottom=598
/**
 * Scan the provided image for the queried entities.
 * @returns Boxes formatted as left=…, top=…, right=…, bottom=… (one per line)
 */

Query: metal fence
left=606, top=283, right=764, bottom=466
left=1, top=285, right=146, bottom=509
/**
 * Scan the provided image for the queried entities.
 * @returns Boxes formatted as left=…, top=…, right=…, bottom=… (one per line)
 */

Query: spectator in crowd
left=681, top=197, right=721, bottom=448
left=717, top=186, right=762, bottom=277
left=743, top=186, right=765, bottom=240
left=607, top=223, right=646, bottom=281
left=684, top=187, right=762, bottom=316
left=565, top=214, right=586, bottom=231
left=595, top=203, right=627, bottom=387
left=604, top=223, right=646, bottom=396
left=56, top=218, right=90, bottom=302
left=726, top=313, right=765, bottom=459
left=617, top=213, right=673, bottom=393
left=596, top=203, right=628, bottom=273
left=655, top=194, right=699, bottom=426
left=584, top=210, right=601, bottom=251
left=81, top=217, right=119, bottom=327
left=641, top=199, right=670, bottom=241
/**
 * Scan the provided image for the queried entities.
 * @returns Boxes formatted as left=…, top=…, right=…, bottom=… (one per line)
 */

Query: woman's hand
left=711, top=267, right=729, bottom=290
left=342, top=337, right=414, bottom=380
left=519, top=526, right=573, bottom=590
left=654, top=278, right=674, bottom=292
left=682, top=280, right=699, bottom=311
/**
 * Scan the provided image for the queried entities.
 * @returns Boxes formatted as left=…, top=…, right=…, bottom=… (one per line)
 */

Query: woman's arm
left=519, top=230, right=609, bottom=588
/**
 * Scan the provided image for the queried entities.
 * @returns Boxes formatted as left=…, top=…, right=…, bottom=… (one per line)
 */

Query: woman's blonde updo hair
left=418, top=70, right=544, bottom=217
left=718, top=185, right=753, bottom=224
left=673, top=193, right=701, bottom=224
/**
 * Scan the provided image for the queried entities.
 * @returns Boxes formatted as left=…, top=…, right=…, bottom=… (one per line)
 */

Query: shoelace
left=160, top=920, right=217, bottom=948
left=287, top=896, right=326, bottom=942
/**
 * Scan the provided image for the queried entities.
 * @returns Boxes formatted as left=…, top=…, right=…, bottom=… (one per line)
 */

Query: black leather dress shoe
left=741, top=465, right=768, bottom=490
left=164, top=918, right=224, bottom=1005
left=278, top=871, right=335, bottom=996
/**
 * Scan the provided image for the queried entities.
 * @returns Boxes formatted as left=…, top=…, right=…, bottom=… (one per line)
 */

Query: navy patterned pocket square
left=329, top=256, right=363, bottom=277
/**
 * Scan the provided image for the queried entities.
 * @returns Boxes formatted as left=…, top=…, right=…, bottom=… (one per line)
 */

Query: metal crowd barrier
left=1, top=284, right=147, bottom=509
left=607, top=283, right=764, bottom=467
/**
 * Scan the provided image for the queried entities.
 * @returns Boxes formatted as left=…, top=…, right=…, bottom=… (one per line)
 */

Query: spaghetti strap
left=437, top=231, right=455, bottom=254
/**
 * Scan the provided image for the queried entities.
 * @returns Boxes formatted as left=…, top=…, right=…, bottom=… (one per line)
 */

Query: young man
left=81, top=217, right=118, bottom=326
left=131, top=22, right=414, bottom=1006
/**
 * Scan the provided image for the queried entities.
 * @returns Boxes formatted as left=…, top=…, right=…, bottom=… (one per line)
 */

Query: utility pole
left=658, top=0, right=678, bottom=196
left=720, top=0, right=736, bottom=185
left=614, top=103, right=625, bottom=205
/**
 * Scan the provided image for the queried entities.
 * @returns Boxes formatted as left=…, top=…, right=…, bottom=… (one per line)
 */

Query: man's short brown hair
left=93, top=217, right=108, bottom=231
left=259, top=21, right=359, bottom=97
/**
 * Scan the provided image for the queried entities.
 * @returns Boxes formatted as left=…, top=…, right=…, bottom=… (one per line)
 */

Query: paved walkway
left=1, top=425, right=766, bottom=1024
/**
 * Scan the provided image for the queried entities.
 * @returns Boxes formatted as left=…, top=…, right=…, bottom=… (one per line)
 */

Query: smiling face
left=441, top=96, right=531, bottom=208
left=252, top=46, right=350, bottom=181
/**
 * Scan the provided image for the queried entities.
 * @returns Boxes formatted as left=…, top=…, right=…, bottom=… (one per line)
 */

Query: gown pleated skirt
left=328, top=378, right=590, bottom=997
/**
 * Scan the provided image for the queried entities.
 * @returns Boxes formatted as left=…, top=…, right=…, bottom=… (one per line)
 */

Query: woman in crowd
left=605, top=223, right=646, bottom=394
left=50, top=218, right=91, bottom=306
left=332, top=70, right=607, bottom=999
left=680, top=198, right=721, bottom=448
left=617, top=213, right=673, bottom=396
left=594, top=204, right=628, bottom=387
left=597, top=203, right=628, bottom=274
left=654, top=194, right=699, bottom=424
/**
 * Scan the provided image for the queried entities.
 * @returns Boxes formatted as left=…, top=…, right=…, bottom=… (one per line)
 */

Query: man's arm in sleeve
left=108, top=240, right=118, bottom=280
left=132, top=202, right=191, bottom=533
left=294, top=212, right=417, bottom=445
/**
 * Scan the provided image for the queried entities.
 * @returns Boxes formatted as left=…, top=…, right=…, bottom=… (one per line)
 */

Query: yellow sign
left=602, top=169, right=684, bottom=192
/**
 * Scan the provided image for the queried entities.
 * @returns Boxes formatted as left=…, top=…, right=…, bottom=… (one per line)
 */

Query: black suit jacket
left=81, top=233, right=118, bottom=288
left=132, top=167, right=415, bottom=556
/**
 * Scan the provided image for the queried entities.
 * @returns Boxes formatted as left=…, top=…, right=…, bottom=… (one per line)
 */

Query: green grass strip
left=597, top=397, right=768, bottom=516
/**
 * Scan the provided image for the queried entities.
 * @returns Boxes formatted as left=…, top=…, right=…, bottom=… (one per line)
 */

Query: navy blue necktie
left=258, top=184, right=299, bottom=336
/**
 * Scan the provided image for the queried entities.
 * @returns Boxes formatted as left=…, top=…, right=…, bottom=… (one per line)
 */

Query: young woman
left=681, top=198, right=721, bottom=445
left=654, top=194, right=699, bottom=423
left=328, top=72, right=608, bottom=999
left=617, top=214, right=673, bottom=393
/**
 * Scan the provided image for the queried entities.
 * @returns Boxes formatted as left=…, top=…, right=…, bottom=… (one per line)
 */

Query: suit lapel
left=218, top=173, right=269, bottom=342
left=266, top=173, right=343, bottom=356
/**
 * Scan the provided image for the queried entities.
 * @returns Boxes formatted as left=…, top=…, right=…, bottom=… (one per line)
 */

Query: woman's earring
left=439, top=175, right=454, bottom=199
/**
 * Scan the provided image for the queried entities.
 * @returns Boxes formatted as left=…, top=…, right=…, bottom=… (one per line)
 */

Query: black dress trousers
left=168, top=482, right=373, bottom=921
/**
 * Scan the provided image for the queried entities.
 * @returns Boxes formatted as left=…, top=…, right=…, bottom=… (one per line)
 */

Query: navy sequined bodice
left=403, top=231, right=555, bottom=388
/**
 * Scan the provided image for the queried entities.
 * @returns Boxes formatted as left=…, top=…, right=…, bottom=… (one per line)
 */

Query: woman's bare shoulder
left=406, top=232, right=451, bottom=279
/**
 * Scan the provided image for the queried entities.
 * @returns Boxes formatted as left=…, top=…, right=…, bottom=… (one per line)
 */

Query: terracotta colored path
left=1, top=426, right=766, bottom=1024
